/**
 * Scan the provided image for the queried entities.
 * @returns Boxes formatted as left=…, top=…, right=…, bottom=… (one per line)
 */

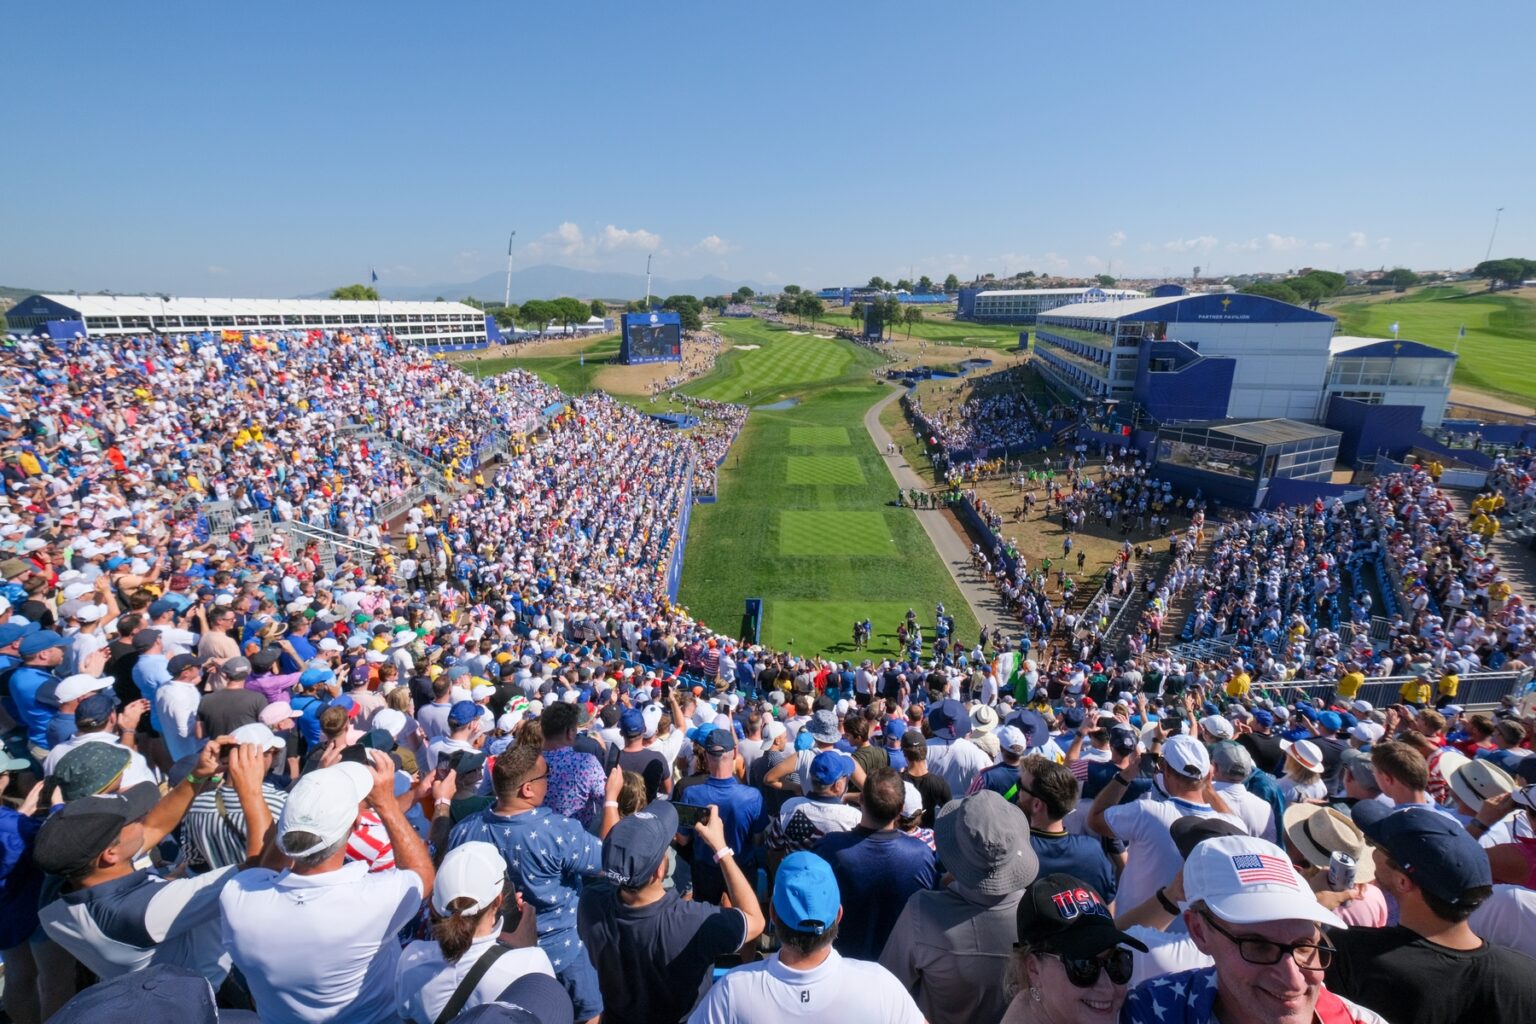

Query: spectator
left=899, top=729, right=951, bottom=827
left=769, top=750, right=862, bottom=854
left=813, top=766, right=937, bottom=959
left=539, top=700, right=606, bottom=828
left=688, top=851, right=924, bottom=1022
left=1281, top=804, right=1387, bottom=928
left=881, top=790, right=1039, bottom=1023
left=578, top=798, right=763, bottom=1023
left=675, top=725, right=765, bottom=904
left=195, top=657, right=267, bottom=738
left=1017, top=755, right=1116, bottom=902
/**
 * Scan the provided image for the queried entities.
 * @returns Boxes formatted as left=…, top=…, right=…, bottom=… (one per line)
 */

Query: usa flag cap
left=1181, top=834, right=1345, bottom=928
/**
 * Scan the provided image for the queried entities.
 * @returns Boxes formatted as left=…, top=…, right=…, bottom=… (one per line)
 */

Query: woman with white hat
left=1278, top=739, right=1327, bottom=803
left=395, top=841, right=552, bottom=1023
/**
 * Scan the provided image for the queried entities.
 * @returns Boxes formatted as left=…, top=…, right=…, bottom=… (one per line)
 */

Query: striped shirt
left=182, top=784, right=288, bottom=872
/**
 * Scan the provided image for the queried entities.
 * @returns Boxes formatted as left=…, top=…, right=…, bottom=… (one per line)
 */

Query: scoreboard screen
left=621, top=311, right=683, bottom=364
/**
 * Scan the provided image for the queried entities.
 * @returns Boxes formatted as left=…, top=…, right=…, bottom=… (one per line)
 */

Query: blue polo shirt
left=813, top=827, right=937, bottom=960
left=11, top=666, right=58, bottom=750
left=677, top=776, right=766, bottom=903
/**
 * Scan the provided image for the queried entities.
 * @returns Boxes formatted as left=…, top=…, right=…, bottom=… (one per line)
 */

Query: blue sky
left=3, top=1, right=1531, bottom=297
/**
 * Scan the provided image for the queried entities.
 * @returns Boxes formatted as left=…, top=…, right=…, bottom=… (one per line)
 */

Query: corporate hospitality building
left=956, top=286, right=1146, bottom=323
left=5, top=294, right=493, bottom=350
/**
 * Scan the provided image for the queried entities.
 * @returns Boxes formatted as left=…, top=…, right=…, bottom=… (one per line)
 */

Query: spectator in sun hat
left=1326, top=806, right=1536, bottom=1024
left=1282, top=803, right=1387, bottom=927
left=221, top=749, right=438, bottom=1024
left=1121, top=834, right=1384, bottom=1024
left=880, top=789, right=1038, bottom=1023
left=35, top=740, right=270, bottom=990
left=1278, top=739, right=1327, bottom=803
left=999, top=873, right=1148, bottom=1024
left=689, top=850, right=923, bottom=1023
left=395, top=841, right=555, bottom=1024
left=579, top=797, right=764, bottom=1024
left=923, top=697, right=992, bottom=796
left=1087, top=733, right=1245, bottom=918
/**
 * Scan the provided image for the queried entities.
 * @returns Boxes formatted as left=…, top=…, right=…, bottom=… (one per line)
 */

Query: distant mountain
left=362, top=265, right=764, bottom=304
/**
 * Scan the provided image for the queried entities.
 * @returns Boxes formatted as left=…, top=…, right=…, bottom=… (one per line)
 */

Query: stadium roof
left=1328, top=335, right=1457, bottom=359
left=1039, top=295, right=1189, bottom=319
left=1196, top=418, right=1341, bottom=445
left=1041, top=291, right=1334, bottom=324
left=35, top=294, right=484, bottom=317
left=974, top=287, right=1145, bottom=298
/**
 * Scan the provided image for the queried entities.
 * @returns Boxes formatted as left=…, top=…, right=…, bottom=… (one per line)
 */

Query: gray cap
left=806, top=709, right=840, bottom=744
left=933, top=790, right=1038, bottom=895
left=1210, top=740, right=1254, bottom=783
left=219, top=657, right=252, bottom=680
left=1341, top=748, right=1379, bottom=792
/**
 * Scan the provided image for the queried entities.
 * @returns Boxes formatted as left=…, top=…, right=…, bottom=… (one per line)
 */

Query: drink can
left=1328, top=850, right=1357, bottom=891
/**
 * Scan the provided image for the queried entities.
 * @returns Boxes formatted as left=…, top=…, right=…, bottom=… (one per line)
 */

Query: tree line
left=1239, top=269, right=1350, bottom=308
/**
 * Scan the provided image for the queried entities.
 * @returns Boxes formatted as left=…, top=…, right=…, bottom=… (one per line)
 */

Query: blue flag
left=371, top=268, right=379, bottom=283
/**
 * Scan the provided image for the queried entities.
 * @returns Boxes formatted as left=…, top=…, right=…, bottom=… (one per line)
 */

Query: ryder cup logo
left=649, top=314, right=659, bottom=324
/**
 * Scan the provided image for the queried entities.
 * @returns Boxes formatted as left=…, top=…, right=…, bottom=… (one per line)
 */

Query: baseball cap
left=1360, top=807, right=1492, bottom=905
left=432, top=841, right=508, bottom=916
left=1170, top=815, right=1247, bottom=860
left=32, top=781, right=161, bottom=877
left=883, top=717, right=908, bottom=742
left=19, top=630, right=68, bottom=658
left=1181, top=834, right=1344, bottom=927
left=259, top=701, right=303, bottom=727
left=810, top=750, right=855, bottom=786
left=701, top=726, right=736, bottom=756
left=934, top=790, right=1039, bottom=895
left=901, top=781, right=923, bottom=819
left=1209, top=740, right=1254, bottom=783
left=995, top=724, right=1028, bottom=756
left=1340, top=748, right=1377, bottom=789
left=219, top=656, right=252, bottom=679
left=773, top=851, right=840, bottom=935
left=0, top=620, right=39, bottom=646
left=55, top=673, right=113, bottom=704
left=75, top=691, right=118, bottom=727
left=230, top=722, right=285, bottom=751
left=1016, top=873, right=1149, bottom=958
left=1252, top=709, right=1274, bottom=728
left=277, top=759, right=374, bottom=856
left=447, top=750, right=487, bottom=775
left=459, top=974, right=574, bottom=1024
left=298, top=665, right=335, bottom=689
left=448, top=700, right=482, bottom=728
left=619, top=707, right=646, bottom=738
left=1162, top=735, right=1211, bottom=780
left=1199, top=715, right=1235, bottom=741
left=166, top=653, right=204, bottom=677
left=1316, top=711, right=1343, bottom=733
left=601, top=800, right=679, bottom=888
left=130, top=629, right=162, bottom=652
left=48, top=964, right=219, bottom=1024
left=1108, top=725, right=1139, bottom=755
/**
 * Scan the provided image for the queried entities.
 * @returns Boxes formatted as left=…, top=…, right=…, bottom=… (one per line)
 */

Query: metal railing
left=1266, top=670, right=1529, bottom=712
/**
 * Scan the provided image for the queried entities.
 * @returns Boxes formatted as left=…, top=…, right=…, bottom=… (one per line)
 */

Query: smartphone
left=674, top=803, right=712, bottom=830
left=217, top=742, right=237, bottom=760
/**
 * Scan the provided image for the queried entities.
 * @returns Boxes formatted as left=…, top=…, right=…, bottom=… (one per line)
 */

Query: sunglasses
left=1039, top=948, right=1135, bottom=988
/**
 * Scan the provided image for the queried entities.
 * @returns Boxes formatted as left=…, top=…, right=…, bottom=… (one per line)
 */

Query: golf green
left=785, top=455, right=866, bottom=486
left=787, top=426, right=851, bottom=447
left=778, top=510, right=893, bottom=555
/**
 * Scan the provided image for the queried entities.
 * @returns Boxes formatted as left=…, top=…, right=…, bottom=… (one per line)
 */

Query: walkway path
left=863, top=386, right=1016, bottom=636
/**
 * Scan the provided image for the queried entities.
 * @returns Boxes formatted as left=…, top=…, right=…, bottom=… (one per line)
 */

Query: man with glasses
left=1123, top=834, right=1386, bottom=1024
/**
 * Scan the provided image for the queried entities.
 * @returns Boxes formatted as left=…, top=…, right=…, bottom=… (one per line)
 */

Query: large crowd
left=4, top=325, right=1536, bottom=1024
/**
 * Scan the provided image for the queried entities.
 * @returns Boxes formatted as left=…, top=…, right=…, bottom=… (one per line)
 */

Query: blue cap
left=148, top=599, right=177, bottom=619
left=619, top=707, right=646, bottom=737
left=104, top=556, right=130, bottom=570
left=601, top=800, right=678, bottom=888
left=75, top=691, right=118, bottom=726
left=883, top=718, right=908, bottom=742
left=701, top=726, right=736, bottom=755
left=448, top=700, right=481, bottom=727
left=1062, top=707, right=1086, bottom=729
left=298, top=666, right=334, bottom=688
left=927, top=698, right=971, bottom=740
left=0, top=620, right=39, bottom=646
left=1360, top=807, right=1491, bottom=905
left=19, top=630, right=67, bottom=658
left=1252, top=710, right=1274, bottom=728
left=794, top=728, right=816, bottom=752
left=1317, top=711, right=1343, bottom=733
left=810, top=750, right=855, bottom=786
left=773, top=851, right=840, bottom=935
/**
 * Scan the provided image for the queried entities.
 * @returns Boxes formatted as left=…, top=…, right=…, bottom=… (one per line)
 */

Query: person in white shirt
left=688, top=852, right=923, bottom=1023
left=923, top=699, right=992, bottom=795
left=395, top=842, right=554, bottom=1023
left=154, top=654, right=206, bottom=765
left=42, top=691, right=159, bottom=787
left=1210, top=740, right=1278, bottom=842
left=220, top=751, right=438, bottom=1024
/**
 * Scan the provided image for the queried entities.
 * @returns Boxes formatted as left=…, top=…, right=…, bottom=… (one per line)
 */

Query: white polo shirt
left=220, top=861, right=424, bottom=1024
left=688, top=949, right=923, bottom=1023
left=395, top=933, right=555, bottom=1023
left=42, top=731, right=159, bottom=787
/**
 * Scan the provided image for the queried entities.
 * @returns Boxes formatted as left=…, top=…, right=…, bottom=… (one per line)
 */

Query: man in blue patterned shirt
left=448, top=740, right=622, bottom=1024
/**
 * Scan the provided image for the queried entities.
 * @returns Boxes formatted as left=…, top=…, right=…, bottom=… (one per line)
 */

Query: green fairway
left=1328, top=285, right=1536, bottom=403
left=675, top=318, right=981, bottom=659
left=825, top=310, right=1025, bottom=350
left=469, top=335, right=621, bottom=394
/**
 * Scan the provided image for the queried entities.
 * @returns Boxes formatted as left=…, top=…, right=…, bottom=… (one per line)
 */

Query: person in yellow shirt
left=1399, top=673, right=1432, bottom=707
left=1489, top=576, right=1513, bottom=615
left=1336, top=662, right=1365, bottom=700
left=1437, top=668, right=1459, bottom=706
left=1225, top=668, right=1251, bottom=699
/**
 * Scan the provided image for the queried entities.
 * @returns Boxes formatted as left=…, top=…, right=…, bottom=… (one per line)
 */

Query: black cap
left=32, top=781, right=161, bottom=877
left=1016, top=873, right=1150, bottom=957
left=447, top=750, right=488, bottom=775
left=250, top=648, right=282, bottom=673
left=1108, top=725, right=1139, bottom=755
left=167, top=653, right=204, bottom=677
left=130, top=629, right=162, bottom=652
left=1171, top=814, right=1248, bottom=860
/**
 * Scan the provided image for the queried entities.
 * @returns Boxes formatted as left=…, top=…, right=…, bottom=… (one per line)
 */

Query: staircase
left=276, top=520, right=382, bottom=576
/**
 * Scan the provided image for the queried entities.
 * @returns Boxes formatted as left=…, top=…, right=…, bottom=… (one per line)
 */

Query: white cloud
left=1227, top=238, right=1261, bottom=251
left=1163, top=236, right=1219, bottom=253
left=600, top=225, right=659, bottom=252
left=207, top=264, right=227, bottom=275
left=1376, top=237, right=1392, bottom=250
left=1347, top=231, right=1368, bottom=249
left=1266, top=233, right=1304, bottom=251
left=694, top=234, right=736, bottom=256
left=1108, top=231, right=1127, bottom=248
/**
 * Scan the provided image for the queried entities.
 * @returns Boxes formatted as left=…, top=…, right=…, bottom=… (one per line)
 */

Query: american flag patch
left=1232, top=853, right=1295, bottom=885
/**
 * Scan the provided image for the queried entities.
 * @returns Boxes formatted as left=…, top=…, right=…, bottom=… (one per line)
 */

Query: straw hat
left=1283, top=804, right=1376, bottom=883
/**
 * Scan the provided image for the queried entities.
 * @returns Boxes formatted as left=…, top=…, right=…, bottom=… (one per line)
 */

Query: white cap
left=230, top=722, right=285, bottom=751
left=277, top=759, right=374, bottom=855
left=55, top=673, right=114, bottom=703
left=496, top=712, right=518, bottom=733
left=994, top=724, right=1027, bottom=755
left=62, top=582, right=93, bottom=601
left=901, top=781, right=924, bottom=819
left=1162, top=734, right=1211, bottom=780
left=471, top=684, right=495, bottom=702
left=641, top=703, right=663, bottom=739
left=1349, top=722, right=1385, bottom=745
left=1181, top=834, right=1344, bottom=927
left=764, top=720, right=787, bottom=742
left=1282, top=739, right=1324, bottom=773
left=1199, top=715, right=1235, bottom=741
left=317, top=638, right=343, bottom=653
left=372, top=708, right=408, bottom=738
left=75, top=603, right=109, bottom=623
left=432, top=840, right=507, bottom=917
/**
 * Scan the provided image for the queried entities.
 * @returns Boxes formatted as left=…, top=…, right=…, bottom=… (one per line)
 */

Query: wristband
left=1108, top=773, right=1129, bottom=787
left=1156, top=887, right=1180, bottom=915
left=604, top=800, right=620, bottom=808
left=713, top=846, right=735, bottom=863
left=1467, top=819, right=1487, bottom=835
left=186, top=772, right=218, bottom=786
